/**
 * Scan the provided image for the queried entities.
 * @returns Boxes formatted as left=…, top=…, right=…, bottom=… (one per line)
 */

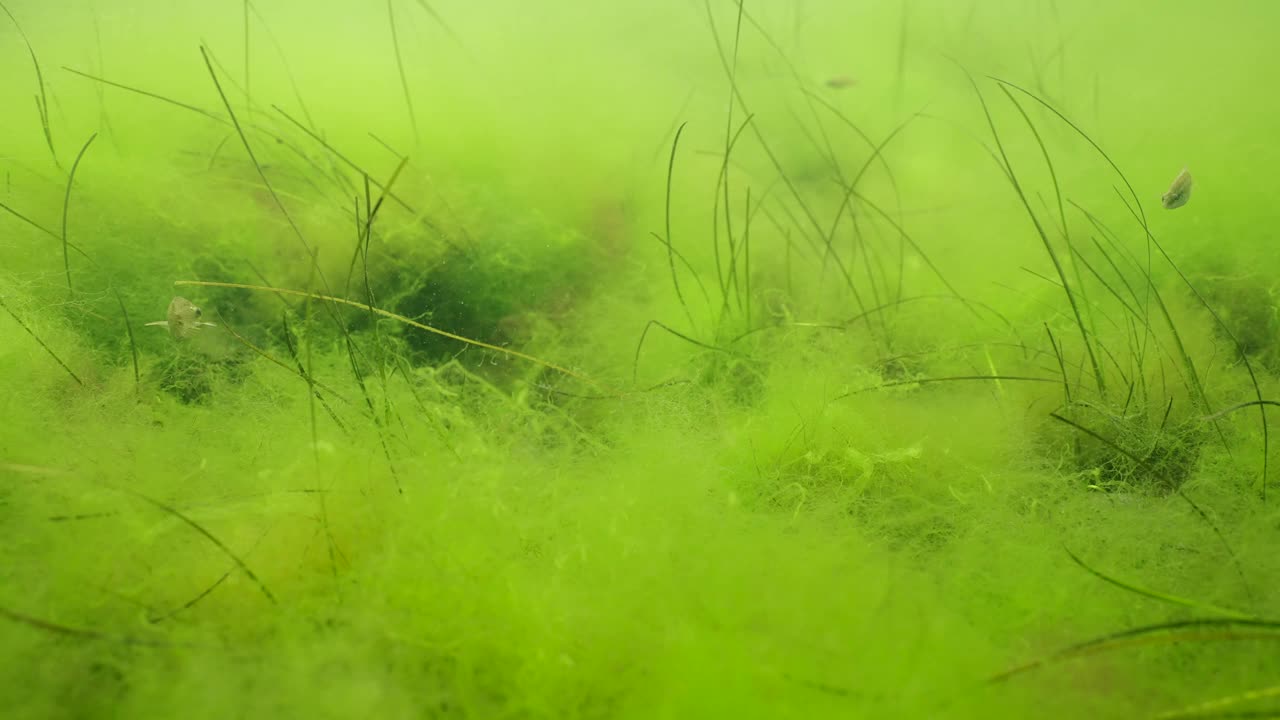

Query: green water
left=2, top=1, right=1279, bottom=717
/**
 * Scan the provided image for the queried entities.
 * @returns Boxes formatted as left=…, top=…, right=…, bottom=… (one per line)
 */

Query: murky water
left=2, top=2, right=1278, bottom=717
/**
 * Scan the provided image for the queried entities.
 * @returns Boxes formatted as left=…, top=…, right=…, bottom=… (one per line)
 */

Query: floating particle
left=145, top=296, right=216, bottom=339
left=1161, top=167, right=1193, bottom=210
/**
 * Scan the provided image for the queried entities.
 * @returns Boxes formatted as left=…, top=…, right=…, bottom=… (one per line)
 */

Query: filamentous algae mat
left=2, top=1, right=1279, bottom=718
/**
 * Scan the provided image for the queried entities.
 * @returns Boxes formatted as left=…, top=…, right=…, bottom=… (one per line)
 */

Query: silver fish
left=1161, top=167, right=1193, bottom=210
left=145, top=296, right=216, bottom=339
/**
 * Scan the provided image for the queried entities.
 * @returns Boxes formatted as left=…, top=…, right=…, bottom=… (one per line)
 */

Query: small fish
left=825, top=74, right=857, bottom=90
left=1161, top=167, right=1193, bottom=210
left=145, top=296, right=216, bottom=339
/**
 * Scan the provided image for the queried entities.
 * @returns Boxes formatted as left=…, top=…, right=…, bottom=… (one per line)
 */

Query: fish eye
left=193, top=307, right=202, bottom=317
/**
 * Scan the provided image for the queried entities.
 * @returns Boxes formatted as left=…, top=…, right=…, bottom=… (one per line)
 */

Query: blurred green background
left=2, top=1, right=1279, bottom=718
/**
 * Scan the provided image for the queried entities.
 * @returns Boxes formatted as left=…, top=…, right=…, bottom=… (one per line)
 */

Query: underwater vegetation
left=3, top=0, right=1280, bottom=718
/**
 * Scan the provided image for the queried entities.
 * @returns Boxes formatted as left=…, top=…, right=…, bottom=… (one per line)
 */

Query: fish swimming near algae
left=1161, top=167, right=1193, bottom=210
left=145, top=296, right=216, bottom=339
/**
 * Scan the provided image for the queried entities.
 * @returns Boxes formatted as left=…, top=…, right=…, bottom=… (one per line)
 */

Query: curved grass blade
left=0, top=297, right=83, bottom=386
left=1154, top=683, right=1280, bottom=720
left=994, top=75, right=1268, bottom=501
left=119, top=486, right=277, bottom=605
left=1049, top=412, right=1255, bottom=605
left=60, top=133, right=97, bottom=296
left=1064, top=546, right=1255, bottom=620
left=174, top=280, right=612, bottom=393
left=835, top=374, right=1059, bottom=402
left=108, top=286, right=140, bottom=389
left=0, top=605, right=173, bottom=646
left=957, top=65, right=1105, bottom=396
left=632, top=318, right=740, bottom=385
left=0, top=2, right=58, bottom=168
left=662, top=122, right=698, bottom=331
left=989, top=617, right=1280, bottom=684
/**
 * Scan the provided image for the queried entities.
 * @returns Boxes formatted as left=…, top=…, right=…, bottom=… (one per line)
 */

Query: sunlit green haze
left=2, top=1, right=1279, bottom=718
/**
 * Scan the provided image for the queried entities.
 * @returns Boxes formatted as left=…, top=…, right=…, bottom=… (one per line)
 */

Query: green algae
left=3, top=1, right=1280, bottom=718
